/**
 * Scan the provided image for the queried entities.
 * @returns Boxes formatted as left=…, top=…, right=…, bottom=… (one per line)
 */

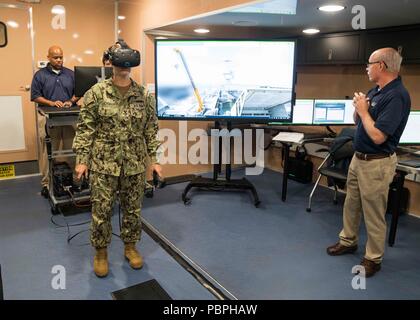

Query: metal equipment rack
left=38, top=105, right=90, bottom=214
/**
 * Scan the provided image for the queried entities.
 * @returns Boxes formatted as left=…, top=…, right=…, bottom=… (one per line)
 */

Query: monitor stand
left=181, top=121, right=261, bottom=207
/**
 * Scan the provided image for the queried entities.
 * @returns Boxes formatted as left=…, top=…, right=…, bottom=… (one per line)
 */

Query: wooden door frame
left=0, top=3, right=39, bottom=164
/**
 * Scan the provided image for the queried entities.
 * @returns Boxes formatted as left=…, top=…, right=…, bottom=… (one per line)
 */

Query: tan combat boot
left=93, top=247, right=108, bottom=277
left=124, top=242, right=143, bottom=269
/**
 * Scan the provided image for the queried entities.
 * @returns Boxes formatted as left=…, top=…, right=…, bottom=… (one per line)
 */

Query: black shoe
left=41, top=186, right=49, bottom=199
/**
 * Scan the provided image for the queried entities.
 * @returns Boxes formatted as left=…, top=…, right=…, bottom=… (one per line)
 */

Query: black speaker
left=387, top=186, right=409, bottom=215
left=52, top=161, right=73, bottom=197
left=386, top=172, right=410, bottom=216
left=288, top=157, right=313, bottom=184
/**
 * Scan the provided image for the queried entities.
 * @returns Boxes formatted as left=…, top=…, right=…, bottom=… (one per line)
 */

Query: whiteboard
left=0, top=96, right=26, bottom=151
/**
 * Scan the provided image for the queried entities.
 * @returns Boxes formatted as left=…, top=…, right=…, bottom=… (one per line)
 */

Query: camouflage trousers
left=89, top=169, right=146, bottom=248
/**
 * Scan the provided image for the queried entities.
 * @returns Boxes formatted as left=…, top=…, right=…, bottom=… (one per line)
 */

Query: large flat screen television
left=155, top=39, right=296, bottom=122
left=399, top=111, right=420, bottom=145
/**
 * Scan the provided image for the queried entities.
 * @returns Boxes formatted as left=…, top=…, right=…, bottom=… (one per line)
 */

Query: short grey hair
left=376, top=48, right=403, bottom=73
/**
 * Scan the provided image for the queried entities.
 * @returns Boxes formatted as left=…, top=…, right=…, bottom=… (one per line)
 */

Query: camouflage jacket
left=72, top=78, right=159, bottom=176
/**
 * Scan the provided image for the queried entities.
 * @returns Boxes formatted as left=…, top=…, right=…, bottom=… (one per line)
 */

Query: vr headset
left=103, top=39, right=141, bottom=68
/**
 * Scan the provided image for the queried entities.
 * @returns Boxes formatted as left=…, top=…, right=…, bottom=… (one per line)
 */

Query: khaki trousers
left=339, top=153, right=397, bottom=263
left=37, top=115, right=76, bottom=188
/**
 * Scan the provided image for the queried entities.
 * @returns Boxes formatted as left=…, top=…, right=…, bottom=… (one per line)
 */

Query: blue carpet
left=142, top=169, right=420, bottom=299
left=0, top=176, right=215, bottom=300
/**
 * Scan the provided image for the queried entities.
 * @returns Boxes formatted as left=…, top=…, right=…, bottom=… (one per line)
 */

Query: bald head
left=47, top=46, right=64, bottom=70
left=371, top=47, right=402, bottom=73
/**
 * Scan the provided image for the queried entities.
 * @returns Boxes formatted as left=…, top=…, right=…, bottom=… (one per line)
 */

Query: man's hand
left=63, top=101, right=72, bottom=108
left=75, top=164, right=88, bottom=180
left=151, top=163, right=163, bottom=179
left=50, top=100, right=64, bottom=108
left=353, top=92, right=370, bottom=117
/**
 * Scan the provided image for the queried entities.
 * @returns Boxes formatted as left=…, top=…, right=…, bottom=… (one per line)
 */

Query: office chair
left=306, top=128, right=355, bottom=212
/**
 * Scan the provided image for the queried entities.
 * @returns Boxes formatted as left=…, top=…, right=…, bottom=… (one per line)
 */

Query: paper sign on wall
left=0, top=164, right=15, bottom=179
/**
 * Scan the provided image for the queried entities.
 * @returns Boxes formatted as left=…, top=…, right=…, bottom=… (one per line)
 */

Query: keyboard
left=38, top=105, right=80, bottom=114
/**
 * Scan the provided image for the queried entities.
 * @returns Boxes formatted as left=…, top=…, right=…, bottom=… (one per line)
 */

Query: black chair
left=306, top=128, right=355, bottom=212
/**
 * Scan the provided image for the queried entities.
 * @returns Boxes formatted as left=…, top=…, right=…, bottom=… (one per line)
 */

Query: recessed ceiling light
left=194, top=28, right=210, bottom=34
left=118, top=16, right=126, bottom=20
left=303, top=28, right=320, bottom=34
left=155, top=36, right=168, bottom=40
left=51, top=6, right=66, bottom=15
left=318, top=5, right=345, bottom=12
left=7, top=21, right=19, bottom=28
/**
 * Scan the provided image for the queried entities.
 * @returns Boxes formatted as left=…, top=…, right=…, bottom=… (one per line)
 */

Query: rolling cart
left=38, top=105, right=90, bottom=215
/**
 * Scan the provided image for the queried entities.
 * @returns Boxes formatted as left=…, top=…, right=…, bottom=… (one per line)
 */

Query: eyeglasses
left=366, top=60, right=388, bottom=68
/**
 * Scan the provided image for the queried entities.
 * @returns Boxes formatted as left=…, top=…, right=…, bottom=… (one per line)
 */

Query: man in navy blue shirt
left=31, top=45, right=79, bottom=197
left=327, top=47, right=411, bottom=277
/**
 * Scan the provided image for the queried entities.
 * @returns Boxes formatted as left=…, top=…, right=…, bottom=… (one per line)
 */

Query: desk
left=275, top=135, right=328, bottom=201
left=388, top=158, right=420, bottom=246
left=251, top=124, right=329, bottom=201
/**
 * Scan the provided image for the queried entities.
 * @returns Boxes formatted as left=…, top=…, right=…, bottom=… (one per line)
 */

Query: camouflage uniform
left=72, top=78, right=159, bottom=248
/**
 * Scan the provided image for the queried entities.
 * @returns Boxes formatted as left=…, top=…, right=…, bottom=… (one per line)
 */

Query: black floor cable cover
left=141, top=219, right=237, bottom=301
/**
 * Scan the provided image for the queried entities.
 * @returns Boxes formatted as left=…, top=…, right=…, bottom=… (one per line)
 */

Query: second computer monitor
left=292, top=99, right=314, bottom=125
left=400, top=111, right=420, bottom=145
left=313, top=99, right=355, bottom=125
left=74, top=66, right=113, bottom=98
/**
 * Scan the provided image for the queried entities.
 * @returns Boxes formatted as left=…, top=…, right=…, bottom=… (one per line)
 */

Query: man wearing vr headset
left=73, top=40, right=162, bottom=278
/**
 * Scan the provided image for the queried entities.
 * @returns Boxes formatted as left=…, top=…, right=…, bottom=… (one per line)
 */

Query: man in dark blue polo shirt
left=327, top=47, right=411, bottom=277
left=31, top=45, right=79, bottom=197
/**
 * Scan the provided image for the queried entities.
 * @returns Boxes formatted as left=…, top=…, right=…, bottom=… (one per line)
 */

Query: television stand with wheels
left=181, top=121, right=261, bottom=207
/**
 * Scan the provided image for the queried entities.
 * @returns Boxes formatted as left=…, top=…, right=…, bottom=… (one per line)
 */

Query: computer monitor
left=74, top=66, right=113, bottom=97
left=292, top=99, right=314, bottom=125
left=399, top=111, right=420, bottom=145
left=312, top=99, right=355, bottom=125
